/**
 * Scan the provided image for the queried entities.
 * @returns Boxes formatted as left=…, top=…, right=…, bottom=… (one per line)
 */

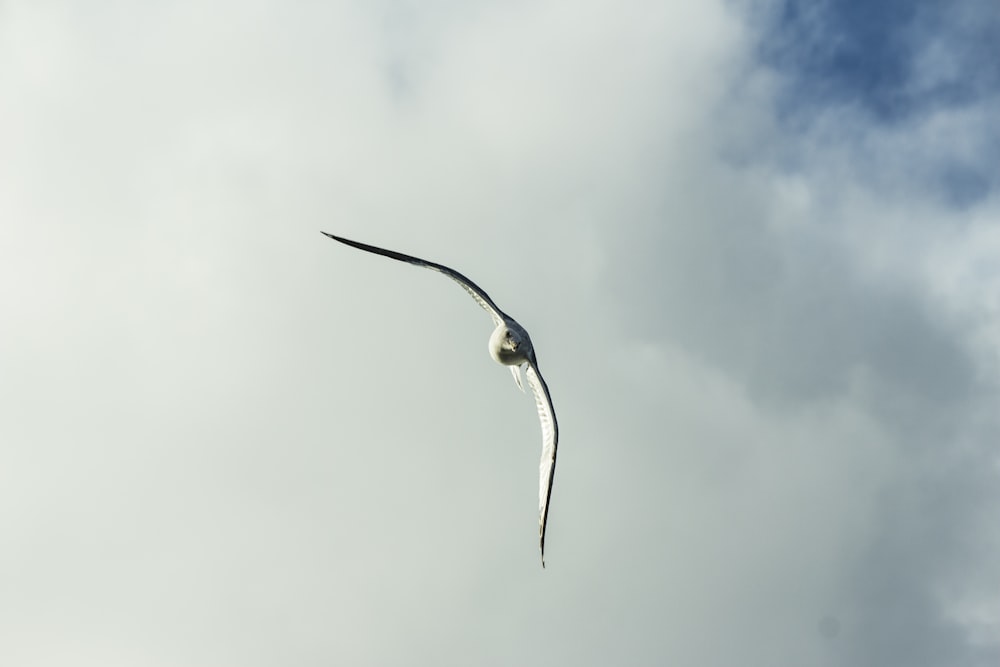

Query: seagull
left=322, top=232, right=558, bottom=567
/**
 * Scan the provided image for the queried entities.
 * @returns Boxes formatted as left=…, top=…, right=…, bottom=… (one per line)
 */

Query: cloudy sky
left=2, top=1, right=999, bottom=665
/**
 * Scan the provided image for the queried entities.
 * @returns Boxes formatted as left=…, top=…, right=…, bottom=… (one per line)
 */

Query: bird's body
left=322, top=232, right=558, bottom=567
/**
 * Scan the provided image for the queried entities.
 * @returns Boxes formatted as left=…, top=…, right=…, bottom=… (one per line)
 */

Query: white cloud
left=1, top=1, right=997, bottom=665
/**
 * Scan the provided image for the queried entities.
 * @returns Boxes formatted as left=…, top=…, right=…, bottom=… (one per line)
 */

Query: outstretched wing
left=525, top=358, right=558, bottom=568
left=322, top=232, right=506, bottom=326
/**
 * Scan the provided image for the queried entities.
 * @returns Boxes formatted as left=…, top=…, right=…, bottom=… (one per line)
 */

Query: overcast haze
left=2, top=1, right=999, bottom=665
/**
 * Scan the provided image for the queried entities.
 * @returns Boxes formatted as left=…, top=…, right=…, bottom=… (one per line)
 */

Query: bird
left=322, top=232, right=558, bottom=567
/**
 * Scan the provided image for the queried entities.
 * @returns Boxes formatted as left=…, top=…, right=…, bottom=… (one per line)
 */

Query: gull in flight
left=322, top=232, right=559, bottom=567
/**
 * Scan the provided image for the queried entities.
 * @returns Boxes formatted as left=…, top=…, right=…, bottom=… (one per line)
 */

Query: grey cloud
left=599, top=44, right=999, bottom=665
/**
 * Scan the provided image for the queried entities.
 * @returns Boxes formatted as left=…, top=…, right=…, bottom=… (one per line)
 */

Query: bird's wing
left=322, top=232, right=505, bottom=326
left=525, top=358, right=558, bottom=568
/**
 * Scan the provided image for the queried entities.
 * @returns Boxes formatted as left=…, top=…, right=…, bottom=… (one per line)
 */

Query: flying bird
left=322, top=232, right=558, bottom=567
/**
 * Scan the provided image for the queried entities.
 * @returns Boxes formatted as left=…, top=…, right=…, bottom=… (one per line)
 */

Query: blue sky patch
left=761, top=0, right=1000, bottom=123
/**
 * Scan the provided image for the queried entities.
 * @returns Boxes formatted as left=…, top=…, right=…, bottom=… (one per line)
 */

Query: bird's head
left=489, top=323, right=529, bottom=366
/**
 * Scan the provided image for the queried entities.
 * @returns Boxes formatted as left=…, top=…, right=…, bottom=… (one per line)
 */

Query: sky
left=1, top=1, right=999, bottom=665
